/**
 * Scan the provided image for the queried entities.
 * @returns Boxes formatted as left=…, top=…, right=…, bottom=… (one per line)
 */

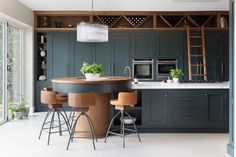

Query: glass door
left=7, top=25, right=22, bottom=106
left=0, top=21, right=4, bottom=123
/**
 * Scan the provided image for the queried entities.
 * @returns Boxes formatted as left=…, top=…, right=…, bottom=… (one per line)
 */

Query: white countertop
left=131, top=81, right=229, bottom=89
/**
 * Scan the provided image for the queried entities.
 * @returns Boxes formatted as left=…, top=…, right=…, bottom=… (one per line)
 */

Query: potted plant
left=80, top=62, right=103, bottom=80
left=8, top=94, right=29, bottom=120
left=170, top=68, right=184, bottom=83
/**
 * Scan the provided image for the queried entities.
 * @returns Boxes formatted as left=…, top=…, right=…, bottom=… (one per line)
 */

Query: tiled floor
left=0, top=112, right=230, bottom=157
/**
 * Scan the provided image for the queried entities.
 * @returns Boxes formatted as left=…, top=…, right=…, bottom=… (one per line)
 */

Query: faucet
left=124, top=66, right=131, bottom=78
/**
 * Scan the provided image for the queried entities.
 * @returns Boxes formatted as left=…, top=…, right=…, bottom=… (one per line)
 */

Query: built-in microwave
left=132, top=59, right=154, bottom=80
left=156, top=59, right=177, bottom=80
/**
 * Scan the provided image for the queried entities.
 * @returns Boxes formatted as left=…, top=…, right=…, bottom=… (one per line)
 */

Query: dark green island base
left=111, top=88, right=229, bottom=133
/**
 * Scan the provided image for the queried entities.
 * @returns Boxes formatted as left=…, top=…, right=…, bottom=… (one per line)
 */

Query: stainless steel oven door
left=132, top=59, right=154, bottom=80
left=156, top=59, right=177, bottom=80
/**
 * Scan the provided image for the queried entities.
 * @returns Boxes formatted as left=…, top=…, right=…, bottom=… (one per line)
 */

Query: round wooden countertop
left=52, top=76, right=133, bottom=93
left=51, top=76, right=132, bottom=84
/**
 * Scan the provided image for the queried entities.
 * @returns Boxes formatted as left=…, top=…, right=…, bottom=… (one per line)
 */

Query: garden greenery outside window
left=0, top=19, right=23, bottom=124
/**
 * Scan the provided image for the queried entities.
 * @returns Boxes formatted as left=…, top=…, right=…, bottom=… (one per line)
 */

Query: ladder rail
left=201, top=26, right=207, bottom=80
left=186, top=26, right=192, bottom=80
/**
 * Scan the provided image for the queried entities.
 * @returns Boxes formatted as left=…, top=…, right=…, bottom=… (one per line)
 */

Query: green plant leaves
left=80, top=62, right=104, bottom=74
left=170, top=68, right=184, bottom=78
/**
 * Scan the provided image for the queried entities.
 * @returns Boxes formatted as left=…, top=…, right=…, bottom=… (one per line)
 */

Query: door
left=50, top=33, right=70, bottom=78
left=0, top=21, right=4, bottom=123
left=142, top=90, right=169, bottom=126
left=94, top=35, right=113, bottom=76
left=130, top=32, right=154, bottom=58
left=113, top=33, right=130, bottom=76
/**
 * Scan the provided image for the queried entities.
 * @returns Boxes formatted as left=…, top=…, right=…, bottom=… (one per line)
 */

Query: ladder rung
left=190, top=36, right=202, bottom=38
left=190, top=45, right=203, bottom=48
left=191, top=55, right=204, bottom=57
left=192, top=74, right=207, bottom=76
left=191, top=64, right=206, bottom=66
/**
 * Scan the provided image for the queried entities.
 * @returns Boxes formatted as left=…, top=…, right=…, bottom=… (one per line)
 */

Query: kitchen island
left=52, top=76, right=132, bottom=138
left=114, top=81, right=229, bottom=133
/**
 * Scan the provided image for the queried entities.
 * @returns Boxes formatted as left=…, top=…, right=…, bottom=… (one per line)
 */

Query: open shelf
left=34, top=11, right=229, bottom=32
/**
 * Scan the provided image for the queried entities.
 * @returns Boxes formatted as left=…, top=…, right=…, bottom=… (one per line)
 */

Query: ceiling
left=17, top=0, right=229, bottom=11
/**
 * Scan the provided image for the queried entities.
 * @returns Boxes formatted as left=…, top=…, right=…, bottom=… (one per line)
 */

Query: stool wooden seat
left=38, top=87, right=70, bottom=145
left=66, top=93, right=97, bottom=150
left=105, top=91, right=141, bottom=148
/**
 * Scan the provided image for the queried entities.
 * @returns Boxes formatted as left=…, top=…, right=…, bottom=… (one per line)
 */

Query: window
left=0, top=20, right=23, bottom=124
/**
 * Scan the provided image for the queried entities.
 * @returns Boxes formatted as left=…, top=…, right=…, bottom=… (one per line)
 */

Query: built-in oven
left=132, top=59, right=154, bottom=80
left=156, top=59, right=177, bottom=80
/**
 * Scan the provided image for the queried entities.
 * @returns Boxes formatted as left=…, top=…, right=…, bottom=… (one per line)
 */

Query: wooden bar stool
left=38, top=87, right=70, bottom=145
left=66, top=93, right=97, bottom=150
left=104, top=91, right=141, bottom=148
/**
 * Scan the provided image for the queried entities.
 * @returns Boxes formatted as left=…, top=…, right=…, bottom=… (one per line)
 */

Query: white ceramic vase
left=85, top=73, right=101, bottom=80
left=173, top=77, right=179, bottom=83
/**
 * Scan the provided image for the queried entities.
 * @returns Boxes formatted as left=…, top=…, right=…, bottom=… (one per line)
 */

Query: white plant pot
left=85, top=73, right=101, bottom=80
left=173, top=77, right=179, bottom=83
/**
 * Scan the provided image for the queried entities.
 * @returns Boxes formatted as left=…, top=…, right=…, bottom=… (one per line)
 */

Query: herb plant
left=80, top=62, right=103, bottom=74
left=170, top=68, right=184, bottom=78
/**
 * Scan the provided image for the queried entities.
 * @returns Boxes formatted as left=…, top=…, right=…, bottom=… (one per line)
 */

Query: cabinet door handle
left=221, top=62, right=224, bottom=76
left=179, top=98, right=193, bottom=101
left=165, top=94, right=168, bottom=97
left=181, top=116, right=193, bottom=119
left=66, top=63, right=69, bottom=76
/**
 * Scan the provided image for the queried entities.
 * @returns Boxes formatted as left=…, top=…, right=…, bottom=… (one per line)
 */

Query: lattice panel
left=126, top=16, right=148, bottom=28
left=97, top=16, right=121, bottom=28
left=162, top=16, right=184, bottom=27
left=190, top=16, right=211, bottom=26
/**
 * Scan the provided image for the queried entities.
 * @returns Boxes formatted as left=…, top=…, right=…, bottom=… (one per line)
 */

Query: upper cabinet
left=113, top=33, right=131, bottom=76
left=157, top=32, right=184, bottom=58
left=130, top=32, right=155, bottom=58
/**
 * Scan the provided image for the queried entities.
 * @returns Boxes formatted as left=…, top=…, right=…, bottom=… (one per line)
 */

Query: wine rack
left=125, top=16, right=149, bottom=28
left=97, top=16, right=121, bottom=28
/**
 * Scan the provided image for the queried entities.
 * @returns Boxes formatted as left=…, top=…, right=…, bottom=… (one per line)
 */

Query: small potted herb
left=8, top=94, right=29, bottom=120
left=170, top=68, right=184, bottom=83
left=80, top=62, right=103, bottom=80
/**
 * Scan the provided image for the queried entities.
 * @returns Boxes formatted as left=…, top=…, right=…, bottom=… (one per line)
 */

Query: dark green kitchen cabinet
left=170, top=90, right=208, bottom=126
left=94, top=35, right=114, bottom=76
left=113, top=33, right=131, bottom=76
left=157, top=32, right=184, bottom=58
left=205, top=32, right=221, bottom=81
left=73, top=35, right=94, bottom=76
left=142, top=90, right=169, bottom=126
left=130, top=32, right=155, bottom=58
left=47, top=32, right=72, bottom=78
left=205, top=90, right=228, bottom=127
left=221, top=31, right=229, bottom=81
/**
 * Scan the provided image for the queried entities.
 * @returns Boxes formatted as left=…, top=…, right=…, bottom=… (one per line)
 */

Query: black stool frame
left=38, top=108, right=70, bottom=145
left=104, top=110, right=141, bottom=148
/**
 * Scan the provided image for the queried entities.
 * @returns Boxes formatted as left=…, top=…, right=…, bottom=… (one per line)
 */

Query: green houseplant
left=170, top=68, right=184, bottom=83
left=8, top=94, right=29, bottom=120
left=80, top=62, right=103, bottom=80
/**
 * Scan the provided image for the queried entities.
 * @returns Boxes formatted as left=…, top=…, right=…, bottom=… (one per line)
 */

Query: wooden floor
left=0, top=112, right=230, bottom=157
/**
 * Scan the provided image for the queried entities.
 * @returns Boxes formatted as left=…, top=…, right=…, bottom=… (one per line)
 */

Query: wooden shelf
left=34, top=11, right=229, bottom=32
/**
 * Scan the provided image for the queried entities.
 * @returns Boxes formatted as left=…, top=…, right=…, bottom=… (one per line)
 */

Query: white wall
left=0, top=0, right=34, bottom=113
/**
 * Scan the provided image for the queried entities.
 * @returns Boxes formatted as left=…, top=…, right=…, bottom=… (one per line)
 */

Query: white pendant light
left=77, top=0, right=108, bottom=42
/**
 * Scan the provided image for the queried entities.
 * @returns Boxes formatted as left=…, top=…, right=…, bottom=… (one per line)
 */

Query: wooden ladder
left=187, top=26, right=207, bottom=80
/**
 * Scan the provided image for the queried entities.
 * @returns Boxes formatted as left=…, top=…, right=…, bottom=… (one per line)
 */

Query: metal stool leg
left=84, top=112, right=96, bottom=150
left=124, top=111, right=141, bottom=142
left=38, top=109, right=53, bottom=140
left=61, top=108, right=70, bottom=128
left=121, top=111, right=125, bottom=148
left=104, top=111, right=121, bottom=143
left=66, top=112, right=83, bottom=150
left=57, top=109, right=62, bottom=136
left=58, top=110, right=71, bottom=135
left=70, top=109, right=76, bottom=130
left=47, top=109, right=56, bottom=145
